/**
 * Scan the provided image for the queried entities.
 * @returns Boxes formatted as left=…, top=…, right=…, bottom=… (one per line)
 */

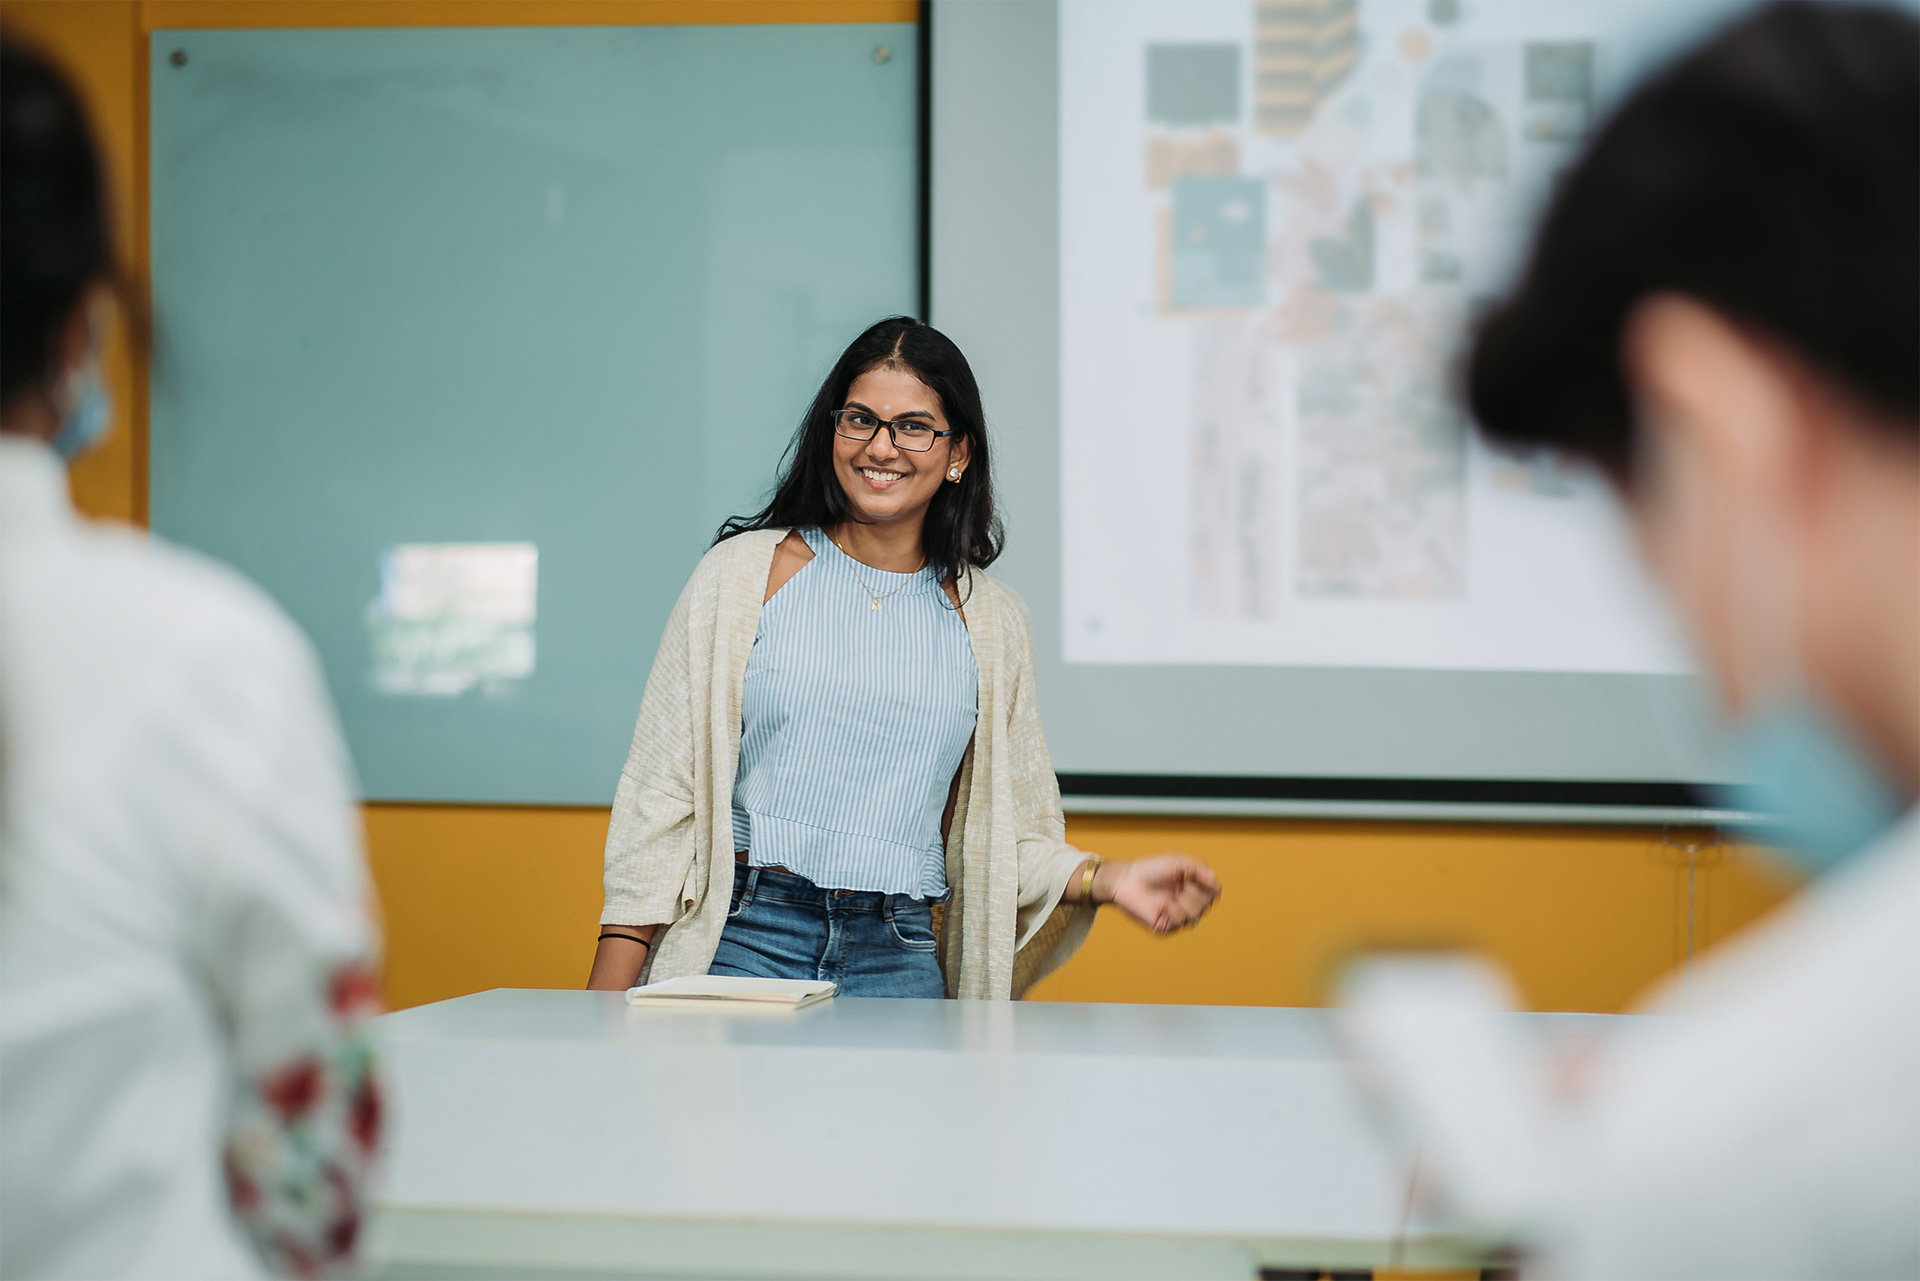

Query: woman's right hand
left=586, top=925, right=656, bottom=991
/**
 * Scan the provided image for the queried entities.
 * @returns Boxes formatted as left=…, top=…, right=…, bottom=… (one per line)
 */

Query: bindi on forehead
left=848, top=368, right=943, bottom=421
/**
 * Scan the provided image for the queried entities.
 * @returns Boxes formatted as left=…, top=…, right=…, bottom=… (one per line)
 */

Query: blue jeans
left=710, top=863, right=947, bottom=999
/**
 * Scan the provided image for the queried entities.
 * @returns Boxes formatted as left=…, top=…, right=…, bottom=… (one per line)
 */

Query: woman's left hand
left=1097, top=854, right=1221, bottom=933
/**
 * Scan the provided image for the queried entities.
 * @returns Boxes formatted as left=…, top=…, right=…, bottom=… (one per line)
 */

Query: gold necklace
left=833, top=537, right=924, bottom=611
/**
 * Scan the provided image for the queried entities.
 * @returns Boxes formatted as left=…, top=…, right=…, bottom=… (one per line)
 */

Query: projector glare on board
left=367, top=542, right=538, bottom=698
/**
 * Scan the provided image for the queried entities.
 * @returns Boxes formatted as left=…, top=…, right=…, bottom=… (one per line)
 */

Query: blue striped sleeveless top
left=730, top=526, right=978, bottom=899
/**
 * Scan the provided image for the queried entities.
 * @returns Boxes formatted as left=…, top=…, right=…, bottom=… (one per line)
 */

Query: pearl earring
left=948, top=468, right=961, bottom=481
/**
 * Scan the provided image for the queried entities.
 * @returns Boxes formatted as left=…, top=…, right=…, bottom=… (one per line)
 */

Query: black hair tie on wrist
left=599, top=932, right=650, bottom=949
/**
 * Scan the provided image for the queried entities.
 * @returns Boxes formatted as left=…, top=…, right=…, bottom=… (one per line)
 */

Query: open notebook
left=625, top=975, right=838, bottom=1009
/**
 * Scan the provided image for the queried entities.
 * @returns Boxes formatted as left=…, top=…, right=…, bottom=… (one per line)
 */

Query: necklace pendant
left=871, top=599, right=881, bottom=611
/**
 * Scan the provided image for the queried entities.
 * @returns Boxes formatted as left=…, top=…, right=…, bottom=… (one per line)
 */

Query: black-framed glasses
left=832, top=408, right=954, bottom=453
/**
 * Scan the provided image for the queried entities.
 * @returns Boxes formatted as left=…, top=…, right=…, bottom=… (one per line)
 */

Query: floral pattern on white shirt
left=224, top=961, right=384, bottom=1279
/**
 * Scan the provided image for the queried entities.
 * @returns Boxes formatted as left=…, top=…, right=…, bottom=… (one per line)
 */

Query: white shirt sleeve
left=135, top=589, right=384, bottom=1276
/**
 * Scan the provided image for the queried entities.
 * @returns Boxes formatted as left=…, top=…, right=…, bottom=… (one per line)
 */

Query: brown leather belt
left=735, top=851, right=859, bottom=897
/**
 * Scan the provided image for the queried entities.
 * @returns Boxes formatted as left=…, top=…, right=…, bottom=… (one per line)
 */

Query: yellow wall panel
left=362, top=805, right=1796, bottom=1013
left=1026, top=816, right=1796, bottom=1013
left=363, top=803, right=610, bottom=1010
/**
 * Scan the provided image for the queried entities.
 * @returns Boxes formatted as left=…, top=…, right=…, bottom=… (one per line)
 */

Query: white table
left=367, top=990, right=1557, bottom=1280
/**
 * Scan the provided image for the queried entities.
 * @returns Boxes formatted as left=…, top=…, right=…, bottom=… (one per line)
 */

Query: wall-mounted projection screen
left=931, top=0, right=1791, bottom=822
left=150, top=23, right=919, bottom=804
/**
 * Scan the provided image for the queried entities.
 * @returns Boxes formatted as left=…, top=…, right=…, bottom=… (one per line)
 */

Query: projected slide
left=1060, top=0, right=1709, bottom=673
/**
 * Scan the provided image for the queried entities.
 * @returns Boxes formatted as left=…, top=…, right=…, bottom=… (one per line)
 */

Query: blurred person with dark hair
left=0, top=36, right=382, bottom=1279
left=1343, top=3, right=1918, bottom=1276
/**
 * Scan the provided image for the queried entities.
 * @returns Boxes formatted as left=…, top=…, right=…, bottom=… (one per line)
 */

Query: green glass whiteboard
left=149, top=24, right=918, bottom=804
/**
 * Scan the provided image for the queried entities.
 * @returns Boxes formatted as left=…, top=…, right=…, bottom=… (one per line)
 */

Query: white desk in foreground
left=369, top=989, right=1558, bottom=1280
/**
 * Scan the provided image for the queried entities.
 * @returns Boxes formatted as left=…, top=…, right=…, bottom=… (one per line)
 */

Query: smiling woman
left=585, top=316, right=1221, bottom=998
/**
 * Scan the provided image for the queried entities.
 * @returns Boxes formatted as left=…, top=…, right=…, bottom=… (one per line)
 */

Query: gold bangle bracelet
left=1080, top=857, right=1102, bottom=907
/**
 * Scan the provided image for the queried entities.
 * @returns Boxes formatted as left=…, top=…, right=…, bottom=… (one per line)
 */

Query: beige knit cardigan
left=601, top=528, right=1095, bottom=999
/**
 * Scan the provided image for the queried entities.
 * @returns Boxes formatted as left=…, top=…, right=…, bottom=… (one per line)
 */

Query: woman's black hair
left=715, top=315, right=1004, bottom=590
left=1466, top=1, right=1918, bottom=485
left=1, top=34, right=112, bottom=408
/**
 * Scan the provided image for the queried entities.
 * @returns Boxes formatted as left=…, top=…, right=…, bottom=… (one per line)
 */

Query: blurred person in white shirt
left=0, top=35, right=383, bottom=1280
left=1341, top=3, right=1918, bottom=1277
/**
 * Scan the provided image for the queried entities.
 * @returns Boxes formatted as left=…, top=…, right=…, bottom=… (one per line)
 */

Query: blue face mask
left=51, top=360, right=111, bottom=462
left=1713, top=704, right=1906, bottom=878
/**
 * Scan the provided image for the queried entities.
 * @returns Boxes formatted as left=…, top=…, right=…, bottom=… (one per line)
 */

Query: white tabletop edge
left=370, top=1199, right=1488, bottom=1271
